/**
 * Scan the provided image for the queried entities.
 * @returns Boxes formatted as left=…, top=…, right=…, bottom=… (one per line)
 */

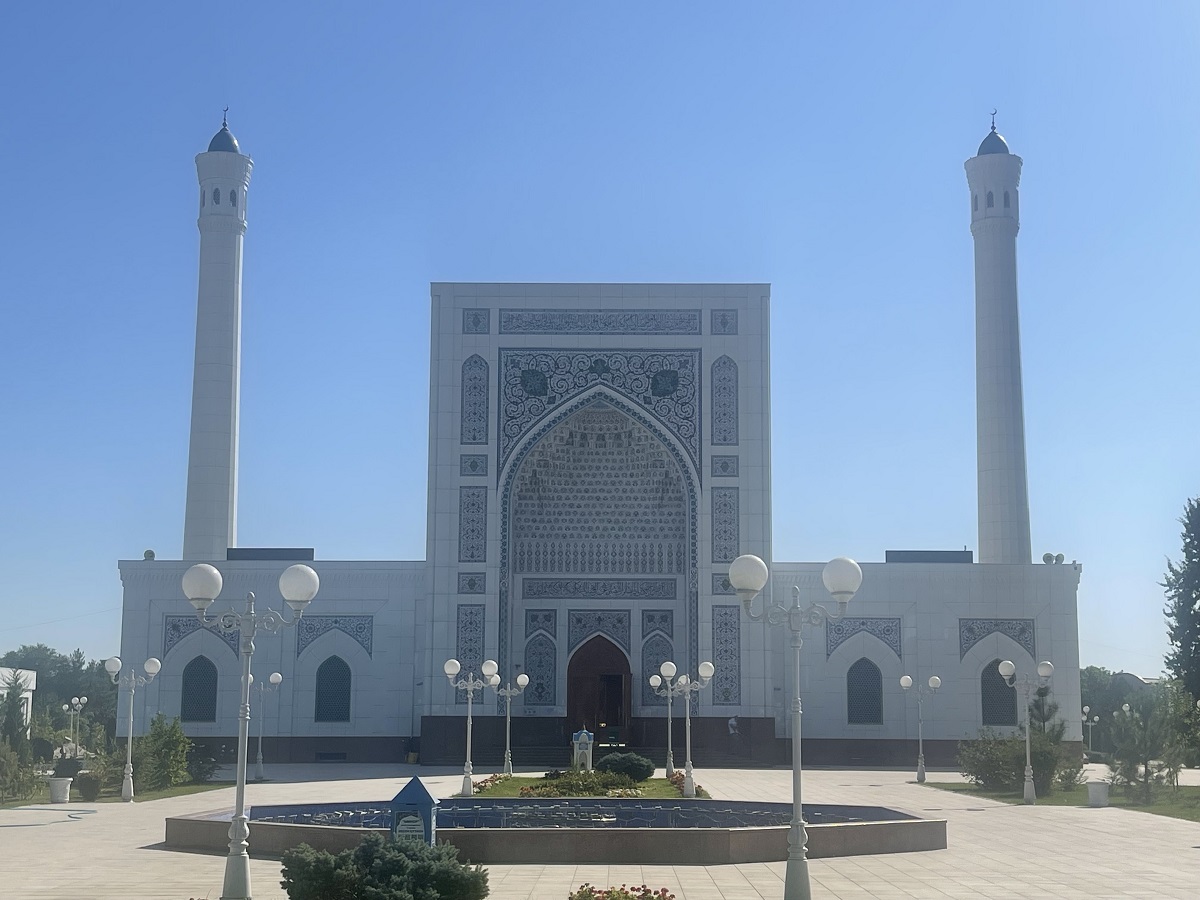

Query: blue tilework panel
left=460, top=454, right=489, bottom=477
left=525, top=609, right=556, bottom=638
left=511, top=401, right=687, bottom=576
left=458, top=572, right=485, bottom=594
left=461, top=355, right=489, bottom=445
left=711, top=573, right=736, bottom=595
left=711, top=356, right=738, bottom=446
left=959, top=618, right=1035, bottom=661
left=163, top=616, right=239, bottom=659
left=640, top=633, right=673, bottom=707
left=458, top=487, right=488, bottom=563
left=462, top=309, right=491, bottom=334
left=825, top=617, right=901, bottom=660
left=497, top=350, right=701, bottom=475
left=455, top=604, right=485, bottom=704
left=523, top=633, right=556, bottom=706
left=524, top=579, right=676, bottom=600
left=712, top=605, right=741, bottom=705
left=296, top=616, right=374, bottom=658
left=642, top=609, right=673, bottom=639
left=568, top=610, right=630, bottom=653
left=499, top=309, right=701, bottom=335
left=710, top=309, right=738, bottom=335
left=710, top=487, right=740, bottom=565
left=711, top=455, right=739, bottom=477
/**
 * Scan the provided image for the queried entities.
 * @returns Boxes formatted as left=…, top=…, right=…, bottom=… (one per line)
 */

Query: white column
left=965, top=130, right=1031, bottom=565
left=183, top=126, right=253, bottom=560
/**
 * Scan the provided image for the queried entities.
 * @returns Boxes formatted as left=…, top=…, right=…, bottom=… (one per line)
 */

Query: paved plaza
left=1, top=764, right=1197, bottom=899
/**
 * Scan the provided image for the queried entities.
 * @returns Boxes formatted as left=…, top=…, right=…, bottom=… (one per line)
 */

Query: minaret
left=965, top=119, right=1031, bottom=564
left=182, top=115, right=253, bottom=559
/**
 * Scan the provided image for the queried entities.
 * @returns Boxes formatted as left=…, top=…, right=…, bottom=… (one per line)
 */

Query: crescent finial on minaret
left=223, top=107, right=229, bottom=127
left=990, top=108, right=997, bottom=131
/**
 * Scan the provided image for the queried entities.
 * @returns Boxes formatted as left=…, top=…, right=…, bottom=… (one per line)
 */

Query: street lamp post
left=104, top=657, right=161, bottom=801
left=673, top=662, right=715, bottom=798
left=648, top=661, right=680, bottom=777
left=182, top=562, right=319, bottom=900
left=728, top=554, right=863, bottom=900
left=63, top=696, right=87, bottom=757
left=445, top=657, right=497, bottom=796
left=899, top=674, right=941, bottom=783
left=251, top=672, right=283, bottom=781
left=486, top=671, right=530, bottom=775
left=998, top=658, right=1054, bottom=804
left=1081, top=706, right=1098, bottom=752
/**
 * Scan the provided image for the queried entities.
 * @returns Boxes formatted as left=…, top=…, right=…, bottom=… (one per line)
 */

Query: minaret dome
left=207, top=111, right=241, bottom=154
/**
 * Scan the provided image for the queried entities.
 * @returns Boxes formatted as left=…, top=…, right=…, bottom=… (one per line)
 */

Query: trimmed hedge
left=595, top=752, right=655, bottom=782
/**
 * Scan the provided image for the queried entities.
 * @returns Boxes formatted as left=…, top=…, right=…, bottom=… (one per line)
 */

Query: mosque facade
left=115, top=121, right=1082, bottom=765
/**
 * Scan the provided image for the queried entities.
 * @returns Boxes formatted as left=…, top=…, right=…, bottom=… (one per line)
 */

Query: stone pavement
left=0, top=764, right=1197, bottom=899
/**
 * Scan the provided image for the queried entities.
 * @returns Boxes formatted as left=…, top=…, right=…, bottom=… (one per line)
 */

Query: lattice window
left=180, top=656, right=217, bottom=722
left=981, top=658, right=1017, bottom=726
left=314, top=656, right=352, bottom=722
left=846, top=657, right=882, bottom=724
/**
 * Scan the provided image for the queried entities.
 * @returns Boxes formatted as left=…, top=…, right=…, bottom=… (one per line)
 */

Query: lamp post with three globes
left=104, top=656, right=161, bottom=802
left=997, top=658, right=1054, bottom=804
left=486, top=670, right=530, bottom=775
left=444, top=657, right=498, bottom=796
left=251, top=672, right=283, bottom=781
left=181, top=562, right=320, bottom=900
left=63, top=696, right=87, bottom=757
left=647, top=661, right=681, bottom=777
left=899, top=674, right=941, bottom=783
left=727, top=553, right=863, bottom=900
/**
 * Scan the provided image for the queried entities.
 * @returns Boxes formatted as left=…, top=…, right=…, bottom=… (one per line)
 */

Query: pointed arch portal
left=567, top=635, right=631, bottom=742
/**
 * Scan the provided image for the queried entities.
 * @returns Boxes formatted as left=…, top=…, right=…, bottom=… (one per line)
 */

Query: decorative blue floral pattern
left=461, top=355, right=489, bottom=445
left=711, top=455, right=739, bottom=477
left=459, top=454, right=488, bottom=477
left=497, top=350, right=701, bottom=474
left=525, top=608, right=556, bottom=638
left=499, top=309, right=701, bottom=335
left=711, top=487, right=740, bottom=564
left=568, top=610, right=631, bottom=653
left=641, top=609, right=673, bottom=639
left=458, top=487, right=487, bottom=562
left=455, top=604, right=485, bottom=704
left=710, top=309, right=738, bottom=335
left=163, top=615, right=239, bottom=659
left=523, top=633, right=556, bottom=706
left=640, top=633, right=673, bottom=707
left=959, top=618, right=1036, bottom=660
left=825, top=617, right=901, bottom=660
left=462, top=309, right=491, bottom=334
left=711, top=356, right=738, bottom=446
left=296, top=616, right=374, bottom=658
left=712, top=605, right=741, bottom=705
left=457, top=572, right=485, bottom=594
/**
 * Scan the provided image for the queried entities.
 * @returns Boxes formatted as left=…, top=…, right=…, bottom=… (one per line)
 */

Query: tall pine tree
left=1164, top=497, right=1200, bottom=700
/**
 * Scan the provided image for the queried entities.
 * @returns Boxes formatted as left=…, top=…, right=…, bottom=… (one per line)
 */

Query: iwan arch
left=116, top=120, right=1082, bottom=765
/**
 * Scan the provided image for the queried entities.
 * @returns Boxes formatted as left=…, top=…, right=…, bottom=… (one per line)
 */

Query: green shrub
left=521, top=770, right=633, bottom=797
left=52, top=757, right=85, bottom=779
left=569, top=885, right=676, bottom=900
left=280, top=833, right=488, bottom=900
left=595, top=752, right=655, bottom=782
left=75, top=771, right=102, bottom=801
left=131, top=714, right=191, bottom=791
left=186, top=744, right=219, bottom=784
left=957, top=728, right=1064, bottom=796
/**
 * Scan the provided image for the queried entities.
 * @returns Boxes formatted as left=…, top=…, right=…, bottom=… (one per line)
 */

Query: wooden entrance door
left=567, top=636, right=631, bottom=743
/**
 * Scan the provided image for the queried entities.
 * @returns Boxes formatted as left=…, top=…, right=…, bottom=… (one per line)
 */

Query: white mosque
left=115, top=118, right=1082, bottom=766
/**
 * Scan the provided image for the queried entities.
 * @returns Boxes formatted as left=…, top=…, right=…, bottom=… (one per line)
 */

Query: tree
left=0, top=671, right=32, bottom=764
left=1164, top=497, right=1200, bottom=701
left=0, top=645, right=119, bottom=748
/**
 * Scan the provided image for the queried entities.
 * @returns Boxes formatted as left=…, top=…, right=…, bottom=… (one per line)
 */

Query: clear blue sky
left=1, top=3, right=1197, bottom=678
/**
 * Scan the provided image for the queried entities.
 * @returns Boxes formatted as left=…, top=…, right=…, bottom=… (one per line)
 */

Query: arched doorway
left=567, top=636, right=631, bottom=743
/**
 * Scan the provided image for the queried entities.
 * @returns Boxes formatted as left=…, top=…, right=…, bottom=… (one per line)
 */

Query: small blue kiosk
left=390, top=777, right=438, bottom=846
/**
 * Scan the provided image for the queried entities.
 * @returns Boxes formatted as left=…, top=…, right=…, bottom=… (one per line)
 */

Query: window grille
left=846, top=657, right=882, bottom=724
left=180, top=656, right=217, bottom=722
left=981, top=658, right=1017, bottom=726
left=315, top=656, right=352, bottom=722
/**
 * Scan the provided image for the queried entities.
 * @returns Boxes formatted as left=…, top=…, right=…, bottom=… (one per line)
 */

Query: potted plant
left=48, top=755, right=83, bottom=803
